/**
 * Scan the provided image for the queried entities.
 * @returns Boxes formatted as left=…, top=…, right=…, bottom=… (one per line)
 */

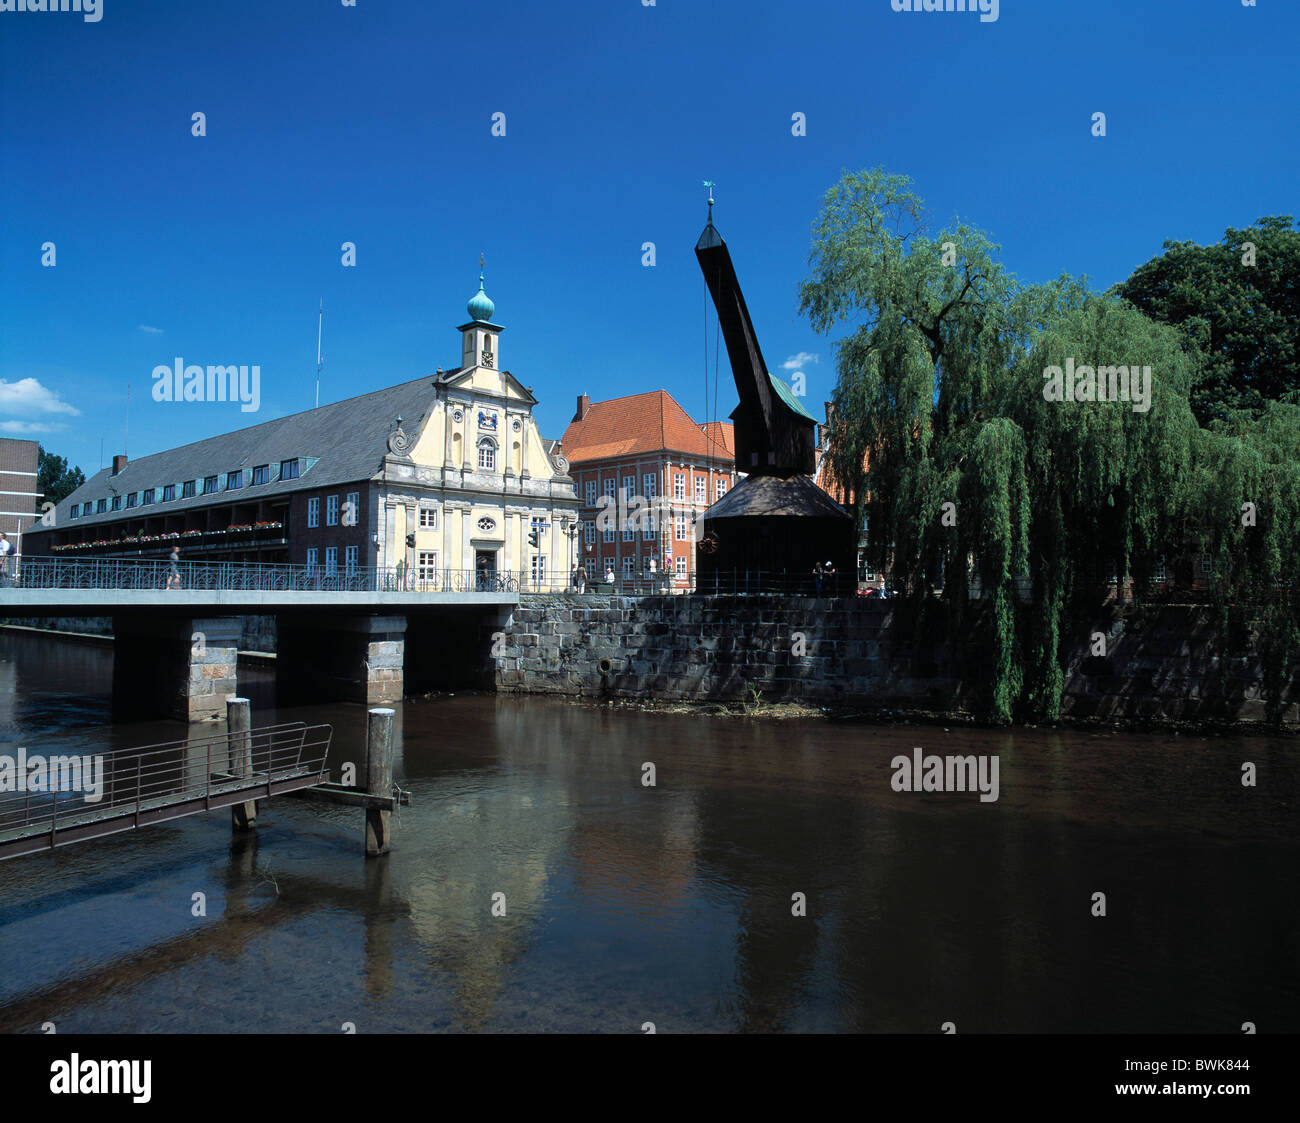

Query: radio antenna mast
left=315, top=299, right=324, bottom=408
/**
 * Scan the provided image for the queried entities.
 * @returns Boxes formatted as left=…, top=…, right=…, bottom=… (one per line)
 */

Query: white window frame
left=584, top=520, right=595, bottom=547
left=419, top=506, right=438, bottom=529
left=324, top=546, right=338, bottom=574
left=345, top=491, right=360, bottom=525
left=604, top=478, right=616, bottom=500
left=675, top=513, right=687, bottom=541
left=622, top=557, right=634, bottom=578
left=344, top=545, right=358, bottom=575
left=418, top=550, right=439, bottom=580
left=585, top=480, right=597, bottom=506
left=674, top=474, right=685, bottom=500
left=584, top=557, right=598, bottom=579
left=531, top=554, right=546, bottom=584
left=307, top=497, right=319, bottom=528
left=306, top=547, right=318, bottom=570
left=643, top=473, right=657, bottom=499
left=478, top=438, right=496, bottom=471
left=716, top=478, right=728, bottom=499
left=326, top=495, right=339, bottom=527
left=675, top=556, right=687, bottom=578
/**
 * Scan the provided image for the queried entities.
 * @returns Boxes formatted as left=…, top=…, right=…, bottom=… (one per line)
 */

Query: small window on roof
left=280, top=458, right=299, bottom=480
left=252, top=465, right=269, bottom=485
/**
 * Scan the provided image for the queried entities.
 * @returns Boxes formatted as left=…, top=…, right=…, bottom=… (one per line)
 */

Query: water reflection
left=0, top=631, right=1296, bottom=1033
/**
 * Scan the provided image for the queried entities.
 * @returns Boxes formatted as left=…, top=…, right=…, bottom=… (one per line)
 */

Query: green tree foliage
left=799, top=168, right=1295, bottom=724
left=1114, top=217, right=1300, bottom=425
left=37, top=446, right=86, bottom=505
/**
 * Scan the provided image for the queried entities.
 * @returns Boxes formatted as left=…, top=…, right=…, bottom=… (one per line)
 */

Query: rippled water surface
left=1, top=631, right=1296, bottom=1033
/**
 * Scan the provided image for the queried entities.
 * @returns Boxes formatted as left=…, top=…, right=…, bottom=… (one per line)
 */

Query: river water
left=0, top=630, right=1296, bottom=1033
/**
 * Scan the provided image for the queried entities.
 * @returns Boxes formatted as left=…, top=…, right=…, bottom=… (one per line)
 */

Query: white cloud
left=138, top=324, right=164, bottom=334
left=0, top=377, right=81, bottom=418
left=782, top=352, right=819, bottom=371
left=0, top=420, right=67, bottom=435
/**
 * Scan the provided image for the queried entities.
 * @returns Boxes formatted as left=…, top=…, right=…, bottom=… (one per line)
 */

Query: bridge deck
left=0, top=723, right=332, bottom=862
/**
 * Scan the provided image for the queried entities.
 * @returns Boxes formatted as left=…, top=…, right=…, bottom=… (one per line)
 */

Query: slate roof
left=38, top=372, right=454, bottom=533
left=706, top=473, right=851, bottom=520
left=561, top=390, right=735, bottom=465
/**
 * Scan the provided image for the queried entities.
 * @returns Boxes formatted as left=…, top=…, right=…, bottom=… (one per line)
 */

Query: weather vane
left=478, top=252, right=485, bottom=278
left=703, top=180, right=716, bottom=221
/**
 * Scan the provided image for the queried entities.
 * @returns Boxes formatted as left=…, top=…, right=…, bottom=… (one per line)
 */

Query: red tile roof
left=562, top=390, right=734, bottom=465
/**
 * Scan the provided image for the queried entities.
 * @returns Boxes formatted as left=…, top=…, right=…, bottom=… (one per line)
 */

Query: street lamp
left=563, top=517, right=579, bottom=591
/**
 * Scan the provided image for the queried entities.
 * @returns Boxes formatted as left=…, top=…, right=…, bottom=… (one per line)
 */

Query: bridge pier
left=112, top=614, right=241, bottom=722
left=276, top=614, right=406, bottom=706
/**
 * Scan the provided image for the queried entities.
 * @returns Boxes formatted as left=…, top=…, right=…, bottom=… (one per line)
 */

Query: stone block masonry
left=492, top=596, right=1299, bottom=728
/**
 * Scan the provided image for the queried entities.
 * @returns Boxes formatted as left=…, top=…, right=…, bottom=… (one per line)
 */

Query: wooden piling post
left=365, top=707, right=395, bottom=857
left=227, top=696, right=258, bottom=832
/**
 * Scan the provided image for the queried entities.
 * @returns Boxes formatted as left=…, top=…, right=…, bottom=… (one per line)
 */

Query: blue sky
left=2, top=0, right=1296, bottom=477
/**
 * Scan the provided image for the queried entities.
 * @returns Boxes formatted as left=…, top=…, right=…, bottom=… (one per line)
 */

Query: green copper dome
left=467, top=275, right=495, bottom=322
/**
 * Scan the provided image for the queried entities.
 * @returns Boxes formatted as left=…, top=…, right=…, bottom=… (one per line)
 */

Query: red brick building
left=561, top=391, right=735, bottom=591
left=0, top=438, right=40, bottom=541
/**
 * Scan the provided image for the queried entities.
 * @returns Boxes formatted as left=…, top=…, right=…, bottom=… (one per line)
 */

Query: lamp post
left=563, top=517, right=579, bottom=591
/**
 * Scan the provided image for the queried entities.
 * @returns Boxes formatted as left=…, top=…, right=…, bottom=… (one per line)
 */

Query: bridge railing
left=0, top=722, right=333, bottom=861
left=4, top=557, right=579, bottom=595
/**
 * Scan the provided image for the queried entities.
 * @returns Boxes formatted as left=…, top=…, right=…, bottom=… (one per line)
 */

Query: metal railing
left=0, top=722, right=333, bottom=861
left=2, top=557, right=574, bottom=595
left=1, top=557, right=871, bottom=598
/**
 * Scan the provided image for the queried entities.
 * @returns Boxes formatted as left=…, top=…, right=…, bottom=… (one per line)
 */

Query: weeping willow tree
left=799, top=168, right=1208, bottom=723
left=1184, top=400, right=1300, bottom=723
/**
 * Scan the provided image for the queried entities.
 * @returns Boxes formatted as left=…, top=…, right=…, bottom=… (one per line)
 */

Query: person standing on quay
left=0, top=532, right=12, bottom=586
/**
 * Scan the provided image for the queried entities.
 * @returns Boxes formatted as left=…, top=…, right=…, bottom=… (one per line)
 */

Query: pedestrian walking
left=166, top=546, right=182, bottom=590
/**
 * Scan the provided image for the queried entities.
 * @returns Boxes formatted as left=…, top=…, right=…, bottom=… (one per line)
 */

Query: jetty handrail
left=0, top=722, right=333, bottom=854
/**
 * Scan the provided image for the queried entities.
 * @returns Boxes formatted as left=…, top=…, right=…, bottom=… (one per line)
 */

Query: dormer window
left=281, top=458, right=299, bottom=480
left=163, top=484, right=177, bottom=501
left=252, top=465, right=269, bottom=485
left=227, top=470, right=242, bottom=490
left=182, top=480, right=196, bottom=499
left=203, top=475, right=219, bottom=494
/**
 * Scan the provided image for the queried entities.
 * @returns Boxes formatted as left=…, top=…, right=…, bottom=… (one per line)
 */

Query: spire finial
left=703, top=180, right=716, bottom=224
left=478, top=252, right=485, bottom=284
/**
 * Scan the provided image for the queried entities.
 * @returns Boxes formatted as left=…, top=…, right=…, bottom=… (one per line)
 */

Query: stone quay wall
left=493, top=595, right=1299, bottom=728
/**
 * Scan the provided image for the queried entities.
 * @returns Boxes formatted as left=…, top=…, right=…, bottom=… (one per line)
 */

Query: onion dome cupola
left=458, top=255, right=504, bottom=370
left=467, top=274, right=495, bottom=323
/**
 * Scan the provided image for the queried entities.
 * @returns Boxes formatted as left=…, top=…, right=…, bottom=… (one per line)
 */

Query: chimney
left=575, top=393, right=591, bottom=422
left=111, top=454, right=128, bottom=476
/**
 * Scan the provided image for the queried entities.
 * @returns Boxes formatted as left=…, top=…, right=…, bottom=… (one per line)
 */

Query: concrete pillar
left=112, top=614, right=241, bottom=722
left=276, top=614, right=407, bottom=706
left=365, top=706, right=394, bottom=857
left=227, top=696, right=257, bottom=831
